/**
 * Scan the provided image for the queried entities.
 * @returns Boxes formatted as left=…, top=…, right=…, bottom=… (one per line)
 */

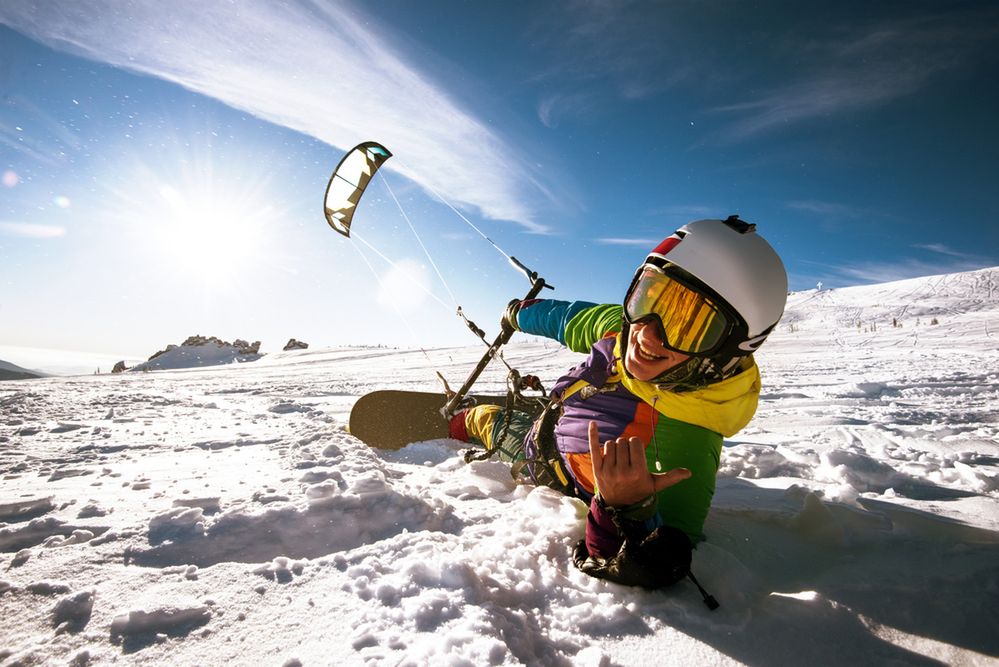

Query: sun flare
left=376, top=259, right=430, bottom=315
left=99, top=150, right=284, bottom=288
left=152, top=184, right=264, bottom=280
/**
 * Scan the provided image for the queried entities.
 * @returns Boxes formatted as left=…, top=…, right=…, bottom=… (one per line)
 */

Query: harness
left=514, top=374, right=621, bottom=497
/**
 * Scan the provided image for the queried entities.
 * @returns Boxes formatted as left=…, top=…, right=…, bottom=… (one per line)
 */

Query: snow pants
left=449, top=403, right=579, bottom=496
left=448, top=404, right=535, bottom=466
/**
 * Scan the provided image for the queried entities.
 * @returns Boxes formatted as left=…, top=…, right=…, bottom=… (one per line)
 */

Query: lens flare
left=376, top=259, right=430, bottom=315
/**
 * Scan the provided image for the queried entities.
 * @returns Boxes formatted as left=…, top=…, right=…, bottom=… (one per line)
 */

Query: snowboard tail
left=348, top=390, right=509, bottom=450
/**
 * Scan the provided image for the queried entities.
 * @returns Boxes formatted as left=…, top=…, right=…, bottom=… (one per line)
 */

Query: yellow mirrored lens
left=626, top=268, right=727, bottom=352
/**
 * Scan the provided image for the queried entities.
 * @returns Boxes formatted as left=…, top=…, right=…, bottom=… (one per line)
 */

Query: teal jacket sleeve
left=516, top=300, right=622, bottom=354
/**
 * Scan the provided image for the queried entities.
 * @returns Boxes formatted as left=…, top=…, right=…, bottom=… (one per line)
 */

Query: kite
left=323, top=141, right=392, bottom=237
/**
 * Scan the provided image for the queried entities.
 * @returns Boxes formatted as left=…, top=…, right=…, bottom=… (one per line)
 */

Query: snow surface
left=1, top=267, right=998, bottom=666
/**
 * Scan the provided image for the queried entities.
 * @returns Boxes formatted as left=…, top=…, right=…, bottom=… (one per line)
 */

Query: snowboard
left=348, top=390, right=510, bottom=450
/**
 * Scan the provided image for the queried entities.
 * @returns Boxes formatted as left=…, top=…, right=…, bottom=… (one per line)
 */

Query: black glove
left=573, top=525, right=692, bottom=589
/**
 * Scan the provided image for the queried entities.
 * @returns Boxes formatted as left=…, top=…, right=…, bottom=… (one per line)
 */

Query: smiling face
left=623, top=321, right=691, bottom=381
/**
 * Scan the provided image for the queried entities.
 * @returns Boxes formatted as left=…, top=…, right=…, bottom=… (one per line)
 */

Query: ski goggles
left=623, top=264, right=733, bottom=355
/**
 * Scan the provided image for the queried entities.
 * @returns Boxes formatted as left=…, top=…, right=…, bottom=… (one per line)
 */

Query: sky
left=2, top=0, right=998, bottom=362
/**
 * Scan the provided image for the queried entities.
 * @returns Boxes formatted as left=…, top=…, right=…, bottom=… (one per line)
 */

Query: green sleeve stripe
left=564, top=304, right=623, bottom=353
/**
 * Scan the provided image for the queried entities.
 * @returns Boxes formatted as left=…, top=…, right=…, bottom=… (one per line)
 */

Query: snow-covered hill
left=1, top=267, right=997, bottom=665
left=128, top=342, right=263, bottom=373
left=780, top=266, right=998, bottom=352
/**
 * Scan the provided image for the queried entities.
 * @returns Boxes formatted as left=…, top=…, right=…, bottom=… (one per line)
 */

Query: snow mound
left=129, top=340, right=262, bottom=372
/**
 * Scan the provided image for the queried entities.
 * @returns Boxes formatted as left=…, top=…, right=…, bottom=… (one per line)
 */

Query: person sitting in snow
left=448, top=216, right=788, bottom=602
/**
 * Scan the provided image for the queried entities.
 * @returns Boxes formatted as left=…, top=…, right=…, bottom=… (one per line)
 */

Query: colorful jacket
left=515, top=299, right=761, bottom=556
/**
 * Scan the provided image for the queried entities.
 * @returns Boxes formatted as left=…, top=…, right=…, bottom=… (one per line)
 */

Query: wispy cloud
left=713, top=7, right=999, bottom=141
left=537, top=93, right=596, bottom=129
left=0, top=94, right=83, bottom=164
left=0, top=222, right=66, bottom=238
left=914, top=243, right=971, bottom=259
left=645, top=204, right=718, bottom=221
left=835, top=258, right=993, bottom=285
left=0, top=1, right=553, bottom=233
left=528, top=1, right=690, bottom=124
left=786, top=200, right=870, bottom=218
left=595, top=237, right=658, bottom=246
left=802, top=246, right=997, bottom=288
left=592, top=205, right=725, bottom=246
left=784, top=199, right=900, bottom=234
left=0, top=124, right=63, bottom=167
left=789, top=208, right=997, bottom=286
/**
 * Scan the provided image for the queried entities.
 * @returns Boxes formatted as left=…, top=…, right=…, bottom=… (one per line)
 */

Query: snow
left=128, top=342, right=263, bottom=373
left=1, top=267, right=998, bottom=665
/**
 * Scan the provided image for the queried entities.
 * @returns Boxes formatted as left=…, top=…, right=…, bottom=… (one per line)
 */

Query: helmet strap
left=651, top=356, right=704, bottom=392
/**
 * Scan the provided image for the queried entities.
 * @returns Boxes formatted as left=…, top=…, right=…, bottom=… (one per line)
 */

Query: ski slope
left=1, top=268, right=998, bottom=665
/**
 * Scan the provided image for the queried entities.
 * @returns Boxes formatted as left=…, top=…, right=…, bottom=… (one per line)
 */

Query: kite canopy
left=324, top=141, right=392, bottom=237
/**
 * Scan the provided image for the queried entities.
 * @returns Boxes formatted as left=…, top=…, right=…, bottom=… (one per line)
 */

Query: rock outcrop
left=131, top=335, right=264, bottom=372
left=233, top=339, right=261, bottom=355
left=283, top=339, right=309, bottom=351
left=148, top=336, right=261, bottom=361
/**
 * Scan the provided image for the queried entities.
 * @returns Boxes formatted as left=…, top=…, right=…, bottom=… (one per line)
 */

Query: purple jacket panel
left=523, top=336, right=645, bottom=496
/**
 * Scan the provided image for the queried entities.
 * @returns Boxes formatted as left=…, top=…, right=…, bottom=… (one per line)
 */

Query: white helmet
left=623, top=216, right=787, bottom=380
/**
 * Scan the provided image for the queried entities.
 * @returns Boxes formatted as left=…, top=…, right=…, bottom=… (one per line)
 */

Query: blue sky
left=2, top=1, right=998, bottom=360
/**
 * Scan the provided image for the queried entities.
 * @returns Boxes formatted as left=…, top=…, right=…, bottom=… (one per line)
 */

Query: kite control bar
left=441, top=257, right=553, bottom=417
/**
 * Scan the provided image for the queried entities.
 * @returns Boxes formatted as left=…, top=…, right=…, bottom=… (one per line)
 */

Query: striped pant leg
left=460, top=404, right=534, bottom=463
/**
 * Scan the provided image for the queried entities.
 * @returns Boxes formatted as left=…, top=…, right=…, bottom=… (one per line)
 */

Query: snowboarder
left=448, top=216, right=788, bottom=595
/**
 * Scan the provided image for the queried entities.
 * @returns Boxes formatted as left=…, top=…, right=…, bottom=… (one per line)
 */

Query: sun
left=117, top=151, right=285, bottom=287
left=151, top=183, right=267, bottom=281
left=95, top=137, right=283, bottom=289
